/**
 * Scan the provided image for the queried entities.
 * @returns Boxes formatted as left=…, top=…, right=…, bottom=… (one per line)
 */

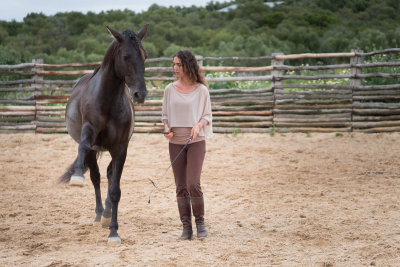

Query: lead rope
left=147, top=135, right=193, bottom=204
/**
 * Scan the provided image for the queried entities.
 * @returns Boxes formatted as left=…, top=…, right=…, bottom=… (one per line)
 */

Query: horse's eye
left=123, top=55, right=130, bottom=61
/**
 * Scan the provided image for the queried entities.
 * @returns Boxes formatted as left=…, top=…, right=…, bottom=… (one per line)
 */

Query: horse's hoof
left=101, top=216, right=111, bottom=228
left=108, top=236, right=121, bottom=245
left=93, top=220, right=101, bottom=227
left=69, top=175, right=84, bottom=186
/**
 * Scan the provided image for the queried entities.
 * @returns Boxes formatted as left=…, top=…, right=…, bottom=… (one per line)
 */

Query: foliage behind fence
left=1, top=48, right=400, bottom=134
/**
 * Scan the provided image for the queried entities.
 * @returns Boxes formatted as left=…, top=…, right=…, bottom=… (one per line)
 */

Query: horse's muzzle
left=131, top=89, right=148, bottom=104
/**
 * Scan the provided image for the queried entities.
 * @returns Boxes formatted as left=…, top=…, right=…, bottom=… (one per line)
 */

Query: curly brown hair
left=173, top=50, right=208, bottom=88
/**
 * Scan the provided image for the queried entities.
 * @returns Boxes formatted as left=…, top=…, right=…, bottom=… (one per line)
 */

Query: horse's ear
left=137, top=24, right=149, bottom=41
left=106, top=26, right=122, bottom=43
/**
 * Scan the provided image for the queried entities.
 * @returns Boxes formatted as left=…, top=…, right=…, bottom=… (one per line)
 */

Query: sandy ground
left=0, top=132, right=400, bottom=266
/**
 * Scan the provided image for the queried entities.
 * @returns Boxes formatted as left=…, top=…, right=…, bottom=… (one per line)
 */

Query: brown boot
left=177, top=196, right=193, bottom=240
left=190, top=196, right=207, bottom=238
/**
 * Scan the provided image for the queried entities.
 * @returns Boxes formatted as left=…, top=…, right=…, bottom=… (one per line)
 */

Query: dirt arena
left=1, top=132, right=399, bottom=266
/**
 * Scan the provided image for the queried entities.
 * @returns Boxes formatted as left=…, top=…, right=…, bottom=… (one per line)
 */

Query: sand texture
left=1, top=132, right=400, bottom=266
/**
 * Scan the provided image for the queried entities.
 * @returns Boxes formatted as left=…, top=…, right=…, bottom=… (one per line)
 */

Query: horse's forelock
left=122, top=29, right=147, bottom=61
left=122, top=29, right=135, bottom=39
left=103, top=30, right=147, bottom=66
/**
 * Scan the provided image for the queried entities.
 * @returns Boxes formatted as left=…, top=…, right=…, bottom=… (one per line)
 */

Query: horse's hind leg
left=70, top=123, right=95, bottom=186
left=101, top=162, right=112, bottom=228
left=86, top=150, right=104, bottom=226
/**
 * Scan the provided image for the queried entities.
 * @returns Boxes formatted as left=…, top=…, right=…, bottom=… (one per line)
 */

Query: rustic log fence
left=1, top=48, right=400, bottom=134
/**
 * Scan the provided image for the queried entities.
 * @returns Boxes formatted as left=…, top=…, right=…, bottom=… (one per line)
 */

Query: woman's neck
left=174, top=78, right=198, bottom=93
left=180, top=76, right=196, bottom=86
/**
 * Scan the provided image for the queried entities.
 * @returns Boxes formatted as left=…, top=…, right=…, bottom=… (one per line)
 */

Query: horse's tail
left=58, top=157, right=77, bottom=184
left=58, top=157, right=88, bottom=184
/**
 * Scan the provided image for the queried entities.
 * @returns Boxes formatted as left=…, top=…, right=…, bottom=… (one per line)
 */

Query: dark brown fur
left=59, top=25, right=149, bottom=243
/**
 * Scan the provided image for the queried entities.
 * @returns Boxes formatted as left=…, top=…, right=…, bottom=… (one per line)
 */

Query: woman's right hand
left=163, top=127, right=173, bottom=140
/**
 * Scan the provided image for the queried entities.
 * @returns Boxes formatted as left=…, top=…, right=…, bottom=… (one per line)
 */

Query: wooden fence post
left=271, top=53, right=284, bottom=129
left=350, top=50, right=363, bottom=132
left=32, top=59, right=43, bottom=132
left=197, top=55, right=204, bottom=67
left=31, top=59, right=43, bottom=96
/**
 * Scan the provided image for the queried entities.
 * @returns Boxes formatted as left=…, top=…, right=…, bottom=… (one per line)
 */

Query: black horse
left=59, top=24, right=149, bottom=244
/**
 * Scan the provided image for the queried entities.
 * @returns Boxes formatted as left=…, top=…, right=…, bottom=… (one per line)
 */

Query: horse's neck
left=97, top=66, right=125, bottom=101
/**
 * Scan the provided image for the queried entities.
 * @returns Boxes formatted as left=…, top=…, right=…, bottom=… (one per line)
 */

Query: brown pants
left=169, top=141, right=206, bottom=198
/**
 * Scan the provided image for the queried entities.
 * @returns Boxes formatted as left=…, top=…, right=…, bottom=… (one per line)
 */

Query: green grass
left=231, top=128, right=241, bottom=137
left=269, top=126, right=275, bottom=136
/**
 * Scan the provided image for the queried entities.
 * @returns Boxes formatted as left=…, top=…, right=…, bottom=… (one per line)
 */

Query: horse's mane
left=92, top=66, right=100, bottom=78
left=89, top=40, right=118, bottom=80
left=102, top=40, right=119, bottom=68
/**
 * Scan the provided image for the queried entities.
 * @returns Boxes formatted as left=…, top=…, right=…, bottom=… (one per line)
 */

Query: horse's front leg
left=107, top=144, right=128, bottom=245
left=70, top=123, right=95, bottom=186
left=101, top=162, right=112, bottom=228
left=86, top=150, right=104, bottom=225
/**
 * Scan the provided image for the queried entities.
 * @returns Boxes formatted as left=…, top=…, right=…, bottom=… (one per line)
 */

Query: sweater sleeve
left=161, top=84, right=171, bottom=122
left=201, top=86, right=213, bottom=139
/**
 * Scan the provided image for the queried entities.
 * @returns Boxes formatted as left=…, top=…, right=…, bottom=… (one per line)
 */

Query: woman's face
left=172, top=56, right=184, bottom=79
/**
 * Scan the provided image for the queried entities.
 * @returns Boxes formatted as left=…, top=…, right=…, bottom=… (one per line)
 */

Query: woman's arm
left=163, top=119, right=173, bottom=140
left=162, top=85, right=173, bottom=140
left=191, top=118, right=208, bottom=140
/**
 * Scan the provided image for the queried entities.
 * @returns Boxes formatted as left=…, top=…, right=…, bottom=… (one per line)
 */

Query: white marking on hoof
left=108, top=236, right=121, bottom=245
left=101, top=216, right=111, bottom=228
left=69, top=175, right=85, bottom=186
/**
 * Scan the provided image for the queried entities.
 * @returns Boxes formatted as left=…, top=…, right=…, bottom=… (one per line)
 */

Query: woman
left=162, top=50, right=213, bottom=240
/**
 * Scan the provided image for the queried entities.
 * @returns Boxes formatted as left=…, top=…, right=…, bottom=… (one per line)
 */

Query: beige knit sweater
left=162, top=83, right=213, bottom=139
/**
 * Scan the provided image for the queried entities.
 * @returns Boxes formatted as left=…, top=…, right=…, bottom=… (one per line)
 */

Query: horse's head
left=106, top=25, right=149, bottom=104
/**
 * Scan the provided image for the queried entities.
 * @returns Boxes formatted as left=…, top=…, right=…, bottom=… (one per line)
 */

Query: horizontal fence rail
left=1, top=48, right=400, bottom=134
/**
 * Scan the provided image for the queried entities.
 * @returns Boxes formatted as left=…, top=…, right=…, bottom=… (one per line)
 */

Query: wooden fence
left=1, top=48, right=400, bottom=134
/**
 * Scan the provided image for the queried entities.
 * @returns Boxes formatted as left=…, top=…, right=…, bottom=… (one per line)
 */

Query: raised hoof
left=101, top=216, right=111, bottom=228
left=69, top=175, right=85, bottom=186
left=108, top=236, right=121, bottom=245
